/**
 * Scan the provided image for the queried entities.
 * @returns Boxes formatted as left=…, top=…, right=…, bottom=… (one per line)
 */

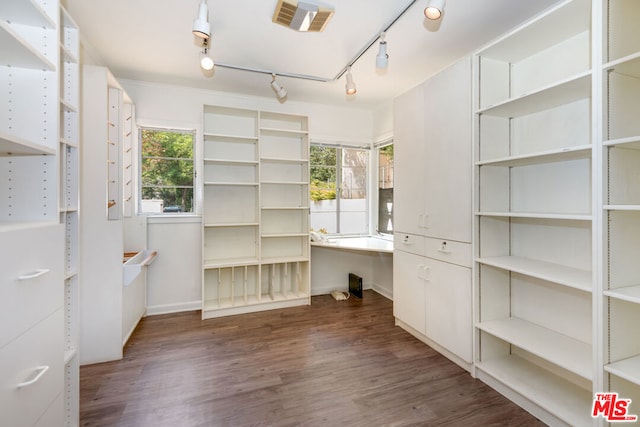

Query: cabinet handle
left=437, top=241, right=451, bottom=254
left=423, top=266, right=431, bottom=282
left=17, top=269, right=50, bottom=281
left=17, top=366, right=49, bottom=389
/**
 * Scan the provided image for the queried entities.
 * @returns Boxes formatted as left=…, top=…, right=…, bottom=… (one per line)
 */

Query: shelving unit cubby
left=473, top=0, right=596, bottom=425
left=202, top=106, right=310, bottom=319
left=603, top=0, right=640, bottom=410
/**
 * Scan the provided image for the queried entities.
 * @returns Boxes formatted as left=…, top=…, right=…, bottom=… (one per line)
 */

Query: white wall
left=120, top=79, right=377, bottom=314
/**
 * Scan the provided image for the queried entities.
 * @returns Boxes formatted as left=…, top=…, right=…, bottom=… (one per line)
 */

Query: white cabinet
left=202, top=106, right=310, bottom=319
left=393, top=57, right=473, bottom=371
left=0, top=1, right=80, bottom=425
left=473, top=0, right=596, bottom=425
left=394, top=57, right=472, bottom=243
left=393, top=235, right=427, bottom=336
left=393, top=86, right=426, bottom=236
left=422, top=57, right=472, bottom=243
left=603, top=0, right=640, bottom=410
left=80, top=66, right=143, bottom=364
left=394, top=232, right=473, bottom=369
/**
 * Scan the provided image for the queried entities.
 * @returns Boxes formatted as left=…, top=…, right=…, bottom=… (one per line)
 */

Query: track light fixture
left=376, top=33, right=388, bottom=69
left=270, top=74, right=288, bottom=101
left=345, top=66, right=357, bottom=95
left=424, top=0, right=445, bottom=20
left=193, top=0, right=210, bottom=39
left=200, top=39, right=214, bottom=71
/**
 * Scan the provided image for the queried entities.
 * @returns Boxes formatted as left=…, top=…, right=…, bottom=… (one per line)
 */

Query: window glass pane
left=340, top=148, right=368, bottom=234
left=141, top=129, right=194, bottom=213
left=378, top=144, right=394, bottom=233
left=310, top=146, right=337, bottom=233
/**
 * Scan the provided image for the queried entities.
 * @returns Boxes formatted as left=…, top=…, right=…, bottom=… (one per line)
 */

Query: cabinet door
left=423, top=57, right=472, bottom=242
left=393, top=84, right=426, bottom=236
left=425, top=258, right=472, bottom=363
left=393, top=250, right=426, bottom=336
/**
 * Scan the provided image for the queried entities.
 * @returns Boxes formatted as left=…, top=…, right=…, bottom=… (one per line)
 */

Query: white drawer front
left=394, top=232, right=425, bottom=257
left=424, top=237, right=472, bottom=267
left=0, top=309, right=64, bottom=427
left=0, top=224, right=64, bottom=348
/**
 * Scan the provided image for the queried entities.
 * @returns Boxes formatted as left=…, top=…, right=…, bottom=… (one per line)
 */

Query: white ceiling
left=64, top=0, right=562, bottom=109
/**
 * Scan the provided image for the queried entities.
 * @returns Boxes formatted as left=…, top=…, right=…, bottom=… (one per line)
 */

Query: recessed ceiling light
left=272, top=0, right=334, bottom=32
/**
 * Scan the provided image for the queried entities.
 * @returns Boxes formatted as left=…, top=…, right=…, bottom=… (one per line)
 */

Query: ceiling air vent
left=272, top=0, right=334, bottom=32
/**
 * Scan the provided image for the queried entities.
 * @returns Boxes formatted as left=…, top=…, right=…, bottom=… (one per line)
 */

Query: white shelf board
left=475, top=211, right=592, bottom=221
left=476, top=317, right=592, bottom=380
left=0, top=21, right=56, bottom=70
left=604, top=205, right=640, bottom=211
left=605, top=355, right=640, bottom=386
left=261, top=256, right=309, bottom=264
left=604, top=136, right=640, bottom=149
left=204, top=132, right=258, bottom=142
left=203, top=181, right=259, bottom=187
left=261, top=206, right=309, bottom=210
left=203, top=158, right=258, bottom=166
left=261, top=181, right=308, bottom=186
left=476, top=72, right=591, bottom=118
left=476, top=145, right=591, bottom=167
left=60, top=98, right=78, bottom=113
left=605, top=285, right=640, bottom=304
left=476, top=354, right=593, bottom=426
left=60, top=43, right=78, bottom=63
left=203, top=222, right=259, bottom=228
left=604, top=51, right=640, bottom=78
left=203, top=258, right=260, bottom=269
left=0, top=131, right=56, bottom=156
left=59, top=138, right=78, bottom=148
left=261, top=233, right=308, bottom=238
left=476, top=256, right=591, bottom=292
left=476, top=0, right=590, bottom=63
left=0, top=0, right=55, bottom=28
left=260, top=157, right=308, bottom=164
left=64, top=347, right=78, bottom=365
left=260, top=127, right=308, bottom=136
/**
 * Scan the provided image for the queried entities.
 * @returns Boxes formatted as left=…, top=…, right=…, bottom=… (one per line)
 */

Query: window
left=377, top=143, right=394, bottom=234
left=140, top=128, right=195, bottom=213
left=310, top=145, right=368, bottom=234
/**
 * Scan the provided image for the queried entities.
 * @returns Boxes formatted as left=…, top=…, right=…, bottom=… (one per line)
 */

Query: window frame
left=309, top=142, right=370, bottom=235
left=375, top=139, right=394, bottom=236
left=138, top=126, right=196, bottom=215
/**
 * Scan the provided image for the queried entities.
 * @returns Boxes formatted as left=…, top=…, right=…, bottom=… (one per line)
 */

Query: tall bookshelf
left=202, top=106, right=310, bottom=319
left=473, top=0, right=596, bottom=425
left=59, top=5, right=80, bottom=425
left=602, top=0, right=640, bottom=412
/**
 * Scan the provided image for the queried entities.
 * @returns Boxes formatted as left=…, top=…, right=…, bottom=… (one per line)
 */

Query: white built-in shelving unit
left=602, top=0, right=640, bottom=411
left=473, top=0, right=597, bottom=425
left=0, top=0, right=80, bottom=425
left=59, top=5, right=80, bottom=425
left=202, top=106, right=310, bottom=319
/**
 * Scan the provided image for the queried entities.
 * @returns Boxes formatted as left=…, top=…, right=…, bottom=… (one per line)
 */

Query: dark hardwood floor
left=80, top=291, right=545, bottom=426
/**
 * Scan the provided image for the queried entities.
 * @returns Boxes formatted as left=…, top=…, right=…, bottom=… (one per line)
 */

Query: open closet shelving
left=473, top=0, right=597, bottom=425
left=1, top=1, right=79, bottom=425
left=201, top=106, right=310, bottom=319
left=602, top=0, right=640, bottom=409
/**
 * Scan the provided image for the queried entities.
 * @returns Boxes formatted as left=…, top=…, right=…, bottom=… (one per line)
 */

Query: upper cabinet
left=394, top=56, right=472, bottom=243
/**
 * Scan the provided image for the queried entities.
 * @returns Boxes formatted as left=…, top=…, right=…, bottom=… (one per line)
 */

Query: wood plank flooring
left=80, top=291, right=545, bottom=426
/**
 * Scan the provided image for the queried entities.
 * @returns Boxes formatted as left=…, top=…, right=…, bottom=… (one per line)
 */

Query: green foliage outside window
left=141, top=129, right=194, bottom=213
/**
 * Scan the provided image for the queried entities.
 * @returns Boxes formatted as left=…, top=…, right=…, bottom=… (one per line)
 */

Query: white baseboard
left=146, top=300, right=201, bottom=316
